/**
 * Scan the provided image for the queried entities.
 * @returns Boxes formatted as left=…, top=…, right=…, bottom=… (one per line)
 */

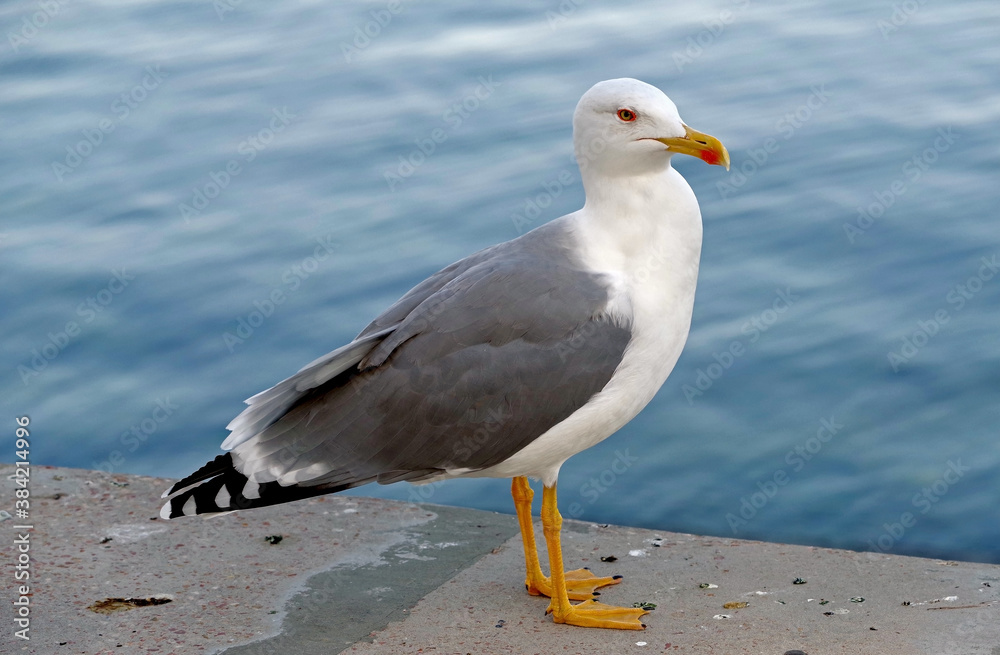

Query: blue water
left=2, top=1, right=998, bottom=564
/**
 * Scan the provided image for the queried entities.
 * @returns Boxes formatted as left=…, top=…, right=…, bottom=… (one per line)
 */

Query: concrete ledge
left=3, top=465, right=998, bottom=654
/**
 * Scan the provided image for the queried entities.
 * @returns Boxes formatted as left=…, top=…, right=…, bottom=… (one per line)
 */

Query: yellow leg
left=541, top=483, right=649, bottom=629
left=511, top=477, right=622, bottom=601
left=511, top=477, right=548, bottom=595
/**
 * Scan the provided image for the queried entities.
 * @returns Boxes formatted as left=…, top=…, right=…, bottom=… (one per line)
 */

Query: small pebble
left=722, top=601, right=748, bottom=609
left=792, top=577, right=807, bottom=585
left=264, top=535, right=283, bottom=545
left=635, top=642, right=647, bottom=647
left=600, top=555, right=618, bottom=562
left=698, top=583, right=718, bottom=589
left=850, top=596, right=865, bottom=603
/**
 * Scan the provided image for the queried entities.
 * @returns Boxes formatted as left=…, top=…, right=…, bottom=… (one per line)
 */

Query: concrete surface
left=2, top=465, right=998, bottom=655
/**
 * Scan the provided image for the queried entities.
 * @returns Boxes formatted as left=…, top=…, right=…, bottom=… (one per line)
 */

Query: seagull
left=161, top=78, right=729, bottom=630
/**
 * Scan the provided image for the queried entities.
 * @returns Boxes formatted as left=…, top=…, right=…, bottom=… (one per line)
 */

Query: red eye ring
left=617, top=108, right=637, bottom=122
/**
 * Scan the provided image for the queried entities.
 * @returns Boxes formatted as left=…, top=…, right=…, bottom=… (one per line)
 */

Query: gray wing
left=218, top=240, right=509, bottom=452
left=217, top=239, right=510, bottom=454
left=229, top=224, right=633, bottom=491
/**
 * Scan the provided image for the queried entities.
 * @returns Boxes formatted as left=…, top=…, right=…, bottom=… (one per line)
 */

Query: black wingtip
left=163, top=453, right=233, bottom=497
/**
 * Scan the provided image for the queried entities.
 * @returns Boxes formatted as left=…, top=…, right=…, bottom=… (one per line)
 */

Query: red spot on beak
left=700, top=150, right=720, bottom=166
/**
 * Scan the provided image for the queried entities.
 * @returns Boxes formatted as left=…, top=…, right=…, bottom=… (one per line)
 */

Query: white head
left=573, top=78, right=729, bottom=180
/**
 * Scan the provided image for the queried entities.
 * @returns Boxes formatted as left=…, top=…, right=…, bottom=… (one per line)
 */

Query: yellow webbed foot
left=526, top=568, right=623, bottom=601
left=547, top=598, right=649, bottom=630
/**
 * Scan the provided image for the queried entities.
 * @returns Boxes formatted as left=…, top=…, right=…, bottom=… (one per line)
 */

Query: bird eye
left=617, top=108, right=637, bottom=122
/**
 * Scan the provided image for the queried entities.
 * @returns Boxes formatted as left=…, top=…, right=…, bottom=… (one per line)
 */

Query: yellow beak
left=654, top=125, right=730, bottom=170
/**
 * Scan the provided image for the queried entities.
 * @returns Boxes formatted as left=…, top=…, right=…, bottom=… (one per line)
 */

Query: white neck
left=572, top=164, right=703, bottom=300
